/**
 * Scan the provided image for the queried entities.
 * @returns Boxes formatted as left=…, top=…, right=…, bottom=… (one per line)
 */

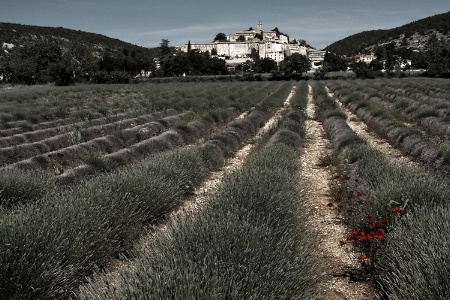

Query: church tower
left=257, top=20, right=263, bottom=33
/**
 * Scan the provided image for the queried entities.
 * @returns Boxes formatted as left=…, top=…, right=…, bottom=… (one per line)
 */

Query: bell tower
left=257, top=20, right=263, bottom=33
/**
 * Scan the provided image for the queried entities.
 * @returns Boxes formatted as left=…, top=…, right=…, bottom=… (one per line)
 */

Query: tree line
left=0, top=39, right=155, bottom=85
left=321, top=34, right=449, bottom=79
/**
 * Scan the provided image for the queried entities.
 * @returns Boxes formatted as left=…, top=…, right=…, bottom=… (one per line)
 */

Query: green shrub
left=0, top=170, right=54, bottom=209
left=84, top=153, right=111, bottom=172
left=393, top=99, right=409, bottom=110
left=438, top=141, right=450, bottom=163
left=405, top=104, right=419, bottom=114
left=335, top=132, right=366, bottom=152
left=374, top=205, right=450, bottom=300
left=415, top=107, right=439, bottom=118
left=323, top=109, right=347, bottom=120
left=370, top=108, right=390, bottom=119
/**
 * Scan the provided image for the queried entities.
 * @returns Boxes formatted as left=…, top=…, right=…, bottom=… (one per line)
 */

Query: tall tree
left=279, top=53, right=310, bottom=78
left=213, top=33, right=227, bottom=42
left=425, top=35, right=449, bottom=77
left=6, top=41, right=64, bottom=84
left=323, top=52, right=346, bottom=71
left=159, top=39, right=171, bottom=56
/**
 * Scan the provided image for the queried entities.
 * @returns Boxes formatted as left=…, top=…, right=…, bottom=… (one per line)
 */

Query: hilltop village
left=177, top=21, right=326, bottom=70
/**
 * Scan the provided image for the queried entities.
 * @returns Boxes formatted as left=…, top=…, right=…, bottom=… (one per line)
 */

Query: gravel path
left=299, top=84, right=377, bottom=300
left=78, top=86, right=297, bottom=292
left=327, top=87, right=421, bottom=169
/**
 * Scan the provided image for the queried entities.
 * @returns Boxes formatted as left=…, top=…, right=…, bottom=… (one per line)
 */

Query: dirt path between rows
left=326, top=87, right=420, bottom=169
left=299, top=85, right=377, bottom=300
left=173, top=86, right=296, bottom=216
left=78, top=86, right=297, bottom=293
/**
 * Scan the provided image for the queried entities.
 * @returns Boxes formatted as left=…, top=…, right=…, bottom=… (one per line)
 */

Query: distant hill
left=0, top=22, right=158, bottom=58
left=0, top=22, right=159, bottom=85
left=325, top=11, right=450, bottom=55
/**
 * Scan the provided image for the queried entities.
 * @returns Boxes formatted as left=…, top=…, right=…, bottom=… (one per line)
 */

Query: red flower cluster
left=330, top=174, right=394, bottom=263
left=346, top=216, right=387, bottom=242
left=347, top=228, right=385, bottom=242
left=392, top=206, right=401, bottom=214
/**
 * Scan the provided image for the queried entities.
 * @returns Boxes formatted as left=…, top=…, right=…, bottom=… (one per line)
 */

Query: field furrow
left=299, top=84, right=376, bottom=299
left=0, top=110, right=192, bottom=167
left=78, top=82, right=323, bottom=299
left=0, top=79, right=448, bottom=300
left=0, top=81, right=296, bottom=299
left=326, top=81, right=450, bottom=177
left=312, top=80, right=449, bottom=300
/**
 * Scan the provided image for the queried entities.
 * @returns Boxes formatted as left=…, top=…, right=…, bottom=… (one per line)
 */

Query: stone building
left=177, top=21, right=318, bottom=65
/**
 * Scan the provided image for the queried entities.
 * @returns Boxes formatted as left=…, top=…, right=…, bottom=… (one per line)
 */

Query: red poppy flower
left=56, top=153, right=64, bottom=158
left=380, top=217, right=388, bottom=223
left=340, top=241, right=347, bottom=246
left=347, top=230, right=359, bottom=241
left=358, top=255, right=367, bottom=260
left=345, top=177, right=351, bottom=180
left=374, top=228, right=385, bottom=239
left=334, top=175, right=340, bottom=179
left=350, top=230, right=360, bottom=237
left=368, top=222, right=376, bottom=228
left=358, top=233, right=368, bottom=241
left=335, top=197, right=342, bottom=202
left=327, top=202, right=334, bottom=207
left=48, top=154, right=52, bottom=158
left=365, top=215, right=373, bottom=221
left=356, top=191, right=364, bottom=196
left=392, top=206, right=401, bottom=214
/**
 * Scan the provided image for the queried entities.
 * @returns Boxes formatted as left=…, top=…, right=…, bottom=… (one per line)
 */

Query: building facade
left=177, top=21, right=324, bottom=66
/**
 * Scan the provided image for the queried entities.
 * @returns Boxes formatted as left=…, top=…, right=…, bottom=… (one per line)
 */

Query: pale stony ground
left=299, top=85, right=377, bottom=300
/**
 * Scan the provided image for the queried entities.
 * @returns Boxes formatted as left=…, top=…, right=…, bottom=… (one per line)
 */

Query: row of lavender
left=327, top=79, right=450, bottom=176
left=78, top=81, right=323, bottom=299
left=0, top=82, right=282, bottom=209
left=312, top=80, right=449, bottom=300
left=0, top=82, right=298, bottom=299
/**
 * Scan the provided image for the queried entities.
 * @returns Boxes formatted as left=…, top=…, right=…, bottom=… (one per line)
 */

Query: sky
left=1, top=0, right=450, bottom=49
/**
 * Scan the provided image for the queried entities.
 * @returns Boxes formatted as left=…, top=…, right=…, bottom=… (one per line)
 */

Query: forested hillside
left=0, top=22, right=159, bottom=85
left=322, top=11, right=450, bottom=78
left=0, top=22, right=233, bottom=85
left=325, top=11, right=450, bottom=55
